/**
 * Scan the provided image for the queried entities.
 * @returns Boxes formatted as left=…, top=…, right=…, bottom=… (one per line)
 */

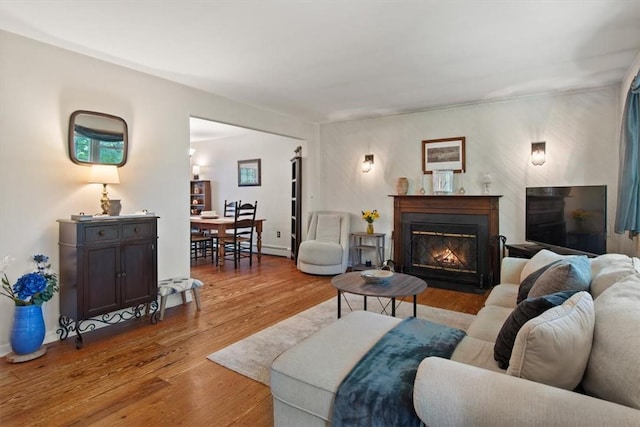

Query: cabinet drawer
left=85, top=225, right=120, bottom=242
left=123, top=222, right=154, bottom=239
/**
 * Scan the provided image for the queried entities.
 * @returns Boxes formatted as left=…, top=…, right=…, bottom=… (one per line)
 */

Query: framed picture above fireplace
left=422, top=137, right=466, bottom=173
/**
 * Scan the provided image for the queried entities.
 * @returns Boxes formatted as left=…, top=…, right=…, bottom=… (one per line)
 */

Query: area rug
left=207, top=294, right=475, bottom=385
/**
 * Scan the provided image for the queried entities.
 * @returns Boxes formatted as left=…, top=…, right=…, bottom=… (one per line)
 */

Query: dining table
left=190, top=216, right=266, bottom=266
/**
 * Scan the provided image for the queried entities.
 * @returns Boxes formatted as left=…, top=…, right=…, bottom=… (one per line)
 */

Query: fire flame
left=435, top=249, right=458, bottom=265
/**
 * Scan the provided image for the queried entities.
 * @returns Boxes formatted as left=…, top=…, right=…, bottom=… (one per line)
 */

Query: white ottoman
left=157, top=277, right=203, bottom=320
left=270, top=311, right=401, bottom=426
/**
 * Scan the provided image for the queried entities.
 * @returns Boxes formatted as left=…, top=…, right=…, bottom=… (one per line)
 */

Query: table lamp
left=89, top=165, right=120, bottom=215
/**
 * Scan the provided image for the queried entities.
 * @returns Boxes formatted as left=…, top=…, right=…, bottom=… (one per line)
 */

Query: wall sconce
left=361, top=154, right=374, bottom=173
left=531, top=142, right=546, bottom=166
left=89, top=165, right=120, bottom=215
left=189, top=148, right=196, bottom=157
left=192, top=165, right=201, bottom=180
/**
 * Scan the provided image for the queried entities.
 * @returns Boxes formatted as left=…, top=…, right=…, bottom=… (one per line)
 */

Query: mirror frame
left=68, top=110, right=128, bottom=166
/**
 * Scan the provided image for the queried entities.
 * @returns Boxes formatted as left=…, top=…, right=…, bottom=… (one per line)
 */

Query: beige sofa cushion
left=451, top=336, right=504, bottom=373
left=590, top=258, right=638, bottom=299
left=466, top=305, right=512, bottom=342
left=494, top=290, right=579, bottom=370
left=582, top=275, right=640, bottom=409
left=590, top=264, right=637, bottom=299
left=590, top=253, right=635, bottom=277
left=507, top=291, right=595, bottom=390
left=484, top=284, right=518, bottom=309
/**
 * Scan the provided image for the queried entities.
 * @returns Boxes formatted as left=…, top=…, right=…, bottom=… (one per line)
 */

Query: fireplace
left=392, top=195, right=501, bottom=291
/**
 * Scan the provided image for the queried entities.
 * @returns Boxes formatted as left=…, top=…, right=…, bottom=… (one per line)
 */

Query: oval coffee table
left=331, top=271, right=427, bottom=318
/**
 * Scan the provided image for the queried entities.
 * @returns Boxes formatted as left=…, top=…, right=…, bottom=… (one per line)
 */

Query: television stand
left=505, top=244, right=544, bottom=259
left=506, top=243, right=597, bottom=259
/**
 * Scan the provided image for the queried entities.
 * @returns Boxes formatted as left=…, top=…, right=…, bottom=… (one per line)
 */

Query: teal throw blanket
left=332, top=317, right=466, bottom=427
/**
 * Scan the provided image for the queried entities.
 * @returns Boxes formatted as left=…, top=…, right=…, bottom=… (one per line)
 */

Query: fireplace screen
left=409, top=223, right=479, bottom=284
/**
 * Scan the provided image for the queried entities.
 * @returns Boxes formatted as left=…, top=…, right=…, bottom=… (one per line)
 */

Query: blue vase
left=10, top=305, right=46, bottom=355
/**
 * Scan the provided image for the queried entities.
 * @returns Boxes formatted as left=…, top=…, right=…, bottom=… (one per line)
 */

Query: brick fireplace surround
left=391, top=195, right=502, bottom=292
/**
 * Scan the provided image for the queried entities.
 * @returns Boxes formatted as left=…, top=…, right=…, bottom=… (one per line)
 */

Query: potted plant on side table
left=1, top=254, right=58, bottom=362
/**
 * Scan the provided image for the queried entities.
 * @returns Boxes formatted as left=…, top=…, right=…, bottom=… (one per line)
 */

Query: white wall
left=191, top=131, right=304, bottom=256
left=1, top=29, right=635, bottom=356
left=0, top=31, right=316, bottom=355
left=318, top=86, right=628, bottom=258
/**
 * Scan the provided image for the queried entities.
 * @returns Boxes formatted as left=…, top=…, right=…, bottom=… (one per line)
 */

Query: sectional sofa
left=270, top=250, right=640, bottom=426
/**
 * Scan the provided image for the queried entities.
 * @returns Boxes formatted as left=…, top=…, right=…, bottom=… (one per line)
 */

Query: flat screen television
left=525, top=185, right=607, bottom=255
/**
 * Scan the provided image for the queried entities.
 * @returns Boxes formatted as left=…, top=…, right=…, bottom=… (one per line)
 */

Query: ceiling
left=189, top=118, right=257, bottom=143
left=1, top=1, right=639, bottom=126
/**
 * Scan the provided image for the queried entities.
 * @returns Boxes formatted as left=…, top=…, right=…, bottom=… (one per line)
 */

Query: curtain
left=615, top=70, right=640, bottom=238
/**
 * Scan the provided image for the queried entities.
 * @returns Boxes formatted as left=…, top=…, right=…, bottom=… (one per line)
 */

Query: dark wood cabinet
left=290, top=155, right=302, bottom=261
left=58, top=216, right=158, bottom=324
left=190, top=180, right=211, bottom=215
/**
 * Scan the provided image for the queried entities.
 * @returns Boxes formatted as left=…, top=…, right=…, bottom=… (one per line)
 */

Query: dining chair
left=205, top=200, right=237, bottom=250
left=191, top=231, right=215, bottom=264
left=223, top=201, right=258, bottom=268
left=223, top=199, right=237, bottom=217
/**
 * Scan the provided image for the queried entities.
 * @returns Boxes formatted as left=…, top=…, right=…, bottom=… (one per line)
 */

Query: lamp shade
left=531, top=142, right=546, bottom=166
left=89, top=165, right=120, bottom=184
left=361, top=154, right=374, bottom=173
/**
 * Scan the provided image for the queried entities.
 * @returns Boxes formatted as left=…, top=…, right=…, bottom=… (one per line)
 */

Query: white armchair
left=297, top=211, right=350, bottom=275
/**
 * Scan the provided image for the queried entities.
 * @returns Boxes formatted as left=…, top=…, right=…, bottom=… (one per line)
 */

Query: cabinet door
left=85, top=246, right=120, bottom=317
left=121, top=241, right=156, bottom=307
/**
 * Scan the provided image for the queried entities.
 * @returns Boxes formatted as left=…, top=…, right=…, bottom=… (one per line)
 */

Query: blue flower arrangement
left=1, top=255, right=59, bottom=306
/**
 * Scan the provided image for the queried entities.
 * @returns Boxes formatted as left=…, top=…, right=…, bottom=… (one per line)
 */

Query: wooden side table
left=350, top=232, right=385, bottom=270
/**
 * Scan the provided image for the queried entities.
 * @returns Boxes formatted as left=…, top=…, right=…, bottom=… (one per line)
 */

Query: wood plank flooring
left=0, top=255, right=488, bottom=426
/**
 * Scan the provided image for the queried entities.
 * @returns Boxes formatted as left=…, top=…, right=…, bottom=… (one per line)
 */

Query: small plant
left=572, top=209, right=591, bottom=222
left=361, top=210, right=380, bottom=224
left=1, top=255, right=59, bottom=306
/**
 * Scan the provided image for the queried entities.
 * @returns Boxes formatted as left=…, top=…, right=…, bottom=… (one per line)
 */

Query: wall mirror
left=69, top=110, right=128, bottom=166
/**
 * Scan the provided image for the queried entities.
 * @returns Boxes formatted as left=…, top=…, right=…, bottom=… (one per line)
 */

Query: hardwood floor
left=0, top=255, right=488, bottom=426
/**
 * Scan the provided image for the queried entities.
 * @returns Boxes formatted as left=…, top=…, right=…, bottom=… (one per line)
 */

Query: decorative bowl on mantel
left=360, top=269, right=394, bottom=285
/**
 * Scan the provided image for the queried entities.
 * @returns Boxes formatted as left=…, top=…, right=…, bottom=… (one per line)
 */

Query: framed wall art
left=238, top=158, right=261, bottom=186
left=422, top=137, right=466, bottom=173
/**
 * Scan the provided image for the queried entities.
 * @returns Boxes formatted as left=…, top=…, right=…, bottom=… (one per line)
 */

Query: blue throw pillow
left=494, top=290, right=580, bottom=369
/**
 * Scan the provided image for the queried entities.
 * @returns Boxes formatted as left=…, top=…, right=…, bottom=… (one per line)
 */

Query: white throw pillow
left=315, top=214, right=341, bottom=243
left=590, top=264, right=636, bottom=299
left=519, top=249, right=563, bottom=283
left=582, top=275, right=640, bottom=409
left=507, top=291, right=594, bottom=390
left=590, top=253, right=632, bottom=278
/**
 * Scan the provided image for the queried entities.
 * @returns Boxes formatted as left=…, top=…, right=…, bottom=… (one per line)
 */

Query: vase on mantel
left=366, top=223, right=374, bottom=234
left=396, top=177, right=409, bottom=195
